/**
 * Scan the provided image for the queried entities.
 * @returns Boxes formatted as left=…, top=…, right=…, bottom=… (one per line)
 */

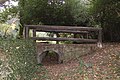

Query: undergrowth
left=0, top=39, right=49, bottom=80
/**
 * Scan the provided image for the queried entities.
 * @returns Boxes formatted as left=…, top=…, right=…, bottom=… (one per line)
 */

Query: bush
left=0, top=39, right=41, bottom=80
left=0, top=23, right=20, bottom=39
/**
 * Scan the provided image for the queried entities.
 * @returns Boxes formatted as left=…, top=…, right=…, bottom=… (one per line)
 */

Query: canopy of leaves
left=91, top=0, right=120, bottom=41
left=19, top=0, right=91, bottom=26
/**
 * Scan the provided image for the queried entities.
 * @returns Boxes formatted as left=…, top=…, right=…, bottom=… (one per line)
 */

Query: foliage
left=19, top=0, right=91, bottom=26
left=90, top=0, right=120, bottom=41
left=0, top=39, right=48, bottom=80
left=0, top=0, right=21, bottom=37
left=19, top=0, right=92, bottom=40
left=0, top=22, right=20, bottom=38
left=0, top=4, right=19, bottom=23
left=65, top=0, right=93, bottom=26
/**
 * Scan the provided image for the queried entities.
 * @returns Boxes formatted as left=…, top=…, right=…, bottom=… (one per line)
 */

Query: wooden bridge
left=24, top=25, right=102, bottom=64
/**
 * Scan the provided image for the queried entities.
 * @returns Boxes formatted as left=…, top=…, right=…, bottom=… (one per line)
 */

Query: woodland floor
left=39, top=43, right=120, bottom=80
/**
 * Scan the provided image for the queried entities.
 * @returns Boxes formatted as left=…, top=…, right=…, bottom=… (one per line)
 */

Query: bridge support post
left=97, top=29, right=102, bottom=48
left=24, top=26, right=29, bottom=39
left=33, top=29, right=36, bottom=37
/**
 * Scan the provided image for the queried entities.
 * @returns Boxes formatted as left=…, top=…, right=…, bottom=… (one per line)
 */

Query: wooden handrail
left=25, top=25, right=102, bottom=31
left=36, top=29, right=89, bottom=34
left=30, top=37, right=97, bottom=42
left=24, top=25, right=102, bottom=45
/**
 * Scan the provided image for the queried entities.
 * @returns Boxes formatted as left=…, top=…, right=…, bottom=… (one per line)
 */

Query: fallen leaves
left=38, top=43, right=120, bottom=80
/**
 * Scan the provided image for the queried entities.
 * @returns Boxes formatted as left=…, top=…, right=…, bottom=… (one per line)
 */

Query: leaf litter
left=35, top=43, right=119, bottom=80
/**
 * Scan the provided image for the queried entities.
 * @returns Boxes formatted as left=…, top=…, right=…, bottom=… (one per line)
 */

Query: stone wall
left=36, top=43, right=98, bottom=64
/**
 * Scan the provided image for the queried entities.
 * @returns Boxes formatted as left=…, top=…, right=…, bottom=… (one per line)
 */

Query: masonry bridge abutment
left=24, top=25, right=102, bottom=64
left=36, top=43, right=97, bottom=64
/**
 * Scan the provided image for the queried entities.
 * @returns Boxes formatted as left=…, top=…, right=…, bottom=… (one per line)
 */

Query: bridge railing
left=24, top=25, right=102, bottom=47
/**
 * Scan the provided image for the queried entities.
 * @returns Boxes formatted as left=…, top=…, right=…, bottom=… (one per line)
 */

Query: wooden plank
left=36, top=29, right=89, bottom=34
left=30, top=37, right=97, bottom=42
left=24, top=25, right=102, bottom=44
left=24, top=25, right=102, bottom=31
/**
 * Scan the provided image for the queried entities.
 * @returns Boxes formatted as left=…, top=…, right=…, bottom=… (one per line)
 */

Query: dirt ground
left=41, top=43, right=120, bottom=80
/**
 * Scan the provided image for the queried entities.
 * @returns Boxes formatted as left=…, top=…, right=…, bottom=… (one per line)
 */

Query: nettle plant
left=0, top=18, right=20, bottom=39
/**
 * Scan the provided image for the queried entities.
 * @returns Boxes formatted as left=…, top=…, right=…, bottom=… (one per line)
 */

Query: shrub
left=0, top=23, right=19, bottom=39
left=0, top=39, right=41, bottom=80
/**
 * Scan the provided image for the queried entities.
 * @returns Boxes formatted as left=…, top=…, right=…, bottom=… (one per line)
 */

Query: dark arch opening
left=41, top=50, right=60, bottom=65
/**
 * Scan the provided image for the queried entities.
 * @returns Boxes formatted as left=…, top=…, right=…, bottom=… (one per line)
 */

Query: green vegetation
left=0, top=1, right=18, bottom=23
left=0, top=23, right=19, bottom=38
left=1, top=0, right=120, bottom=41
left=91, top=0, right=120, bottom=41
left=19, top=0, right=90, bottom=26
left=0, top=0, right=120, bottom=79
left=0, top=39, right=49, bottom=80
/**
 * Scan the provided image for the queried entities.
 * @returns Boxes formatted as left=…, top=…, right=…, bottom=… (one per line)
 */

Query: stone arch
left=37, top=50, right=63, bottom=64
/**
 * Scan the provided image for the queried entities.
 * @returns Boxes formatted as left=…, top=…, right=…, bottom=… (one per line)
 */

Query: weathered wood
left=98, top=29, right=102, bottom=43
left=24, top=25, right=102, bottom=45
left=33, top=29, right=36, bottom=37
left=25, top=25, right=102, bottom=31
left=25, top=26, right=29, bottom=39
left=36, top=29, right=89, bottom=34
left=30, top=37, right=97, bottom=42
left=23, top=27, right=26, bottom=38
left=56, top=33, right=60, bottom=44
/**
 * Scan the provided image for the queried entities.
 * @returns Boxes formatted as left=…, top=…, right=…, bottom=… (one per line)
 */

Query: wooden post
left=25, top=26, right=29, bottom=39
left=97, top=29, right=102, bottom=48
left=86, top=33, right=89, bottom=39
left=33, top=29, right=36, bottom=37
left=33, top=29, right=36, bottom=42
left=23, top=27, right=26, bottom=38
left=56, top=33, right=60, bottom=44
